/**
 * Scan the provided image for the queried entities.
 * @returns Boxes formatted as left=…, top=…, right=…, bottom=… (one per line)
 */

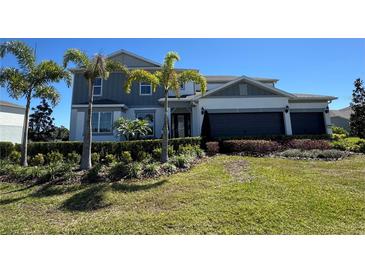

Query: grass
left=0, top=155, right=364, bottom=234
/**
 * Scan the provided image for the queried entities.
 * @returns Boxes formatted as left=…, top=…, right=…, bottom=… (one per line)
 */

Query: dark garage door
left=204, top=112, right=285, bottom=138
left=290, top=112, right=326, bottom=135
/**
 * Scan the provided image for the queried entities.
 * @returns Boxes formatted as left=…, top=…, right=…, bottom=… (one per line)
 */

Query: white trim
left=139, top=82, right=152, bottom=96
left=107, top=49, right=162, bottom=67
left=196, top=75, right=296, bottom=99
left=92, top=77, right=103, bottom=97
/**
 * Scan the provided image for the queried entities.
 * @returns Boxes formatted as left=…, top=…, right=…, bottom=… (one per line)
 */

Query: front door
left=172, top=113, right=191, bottom=138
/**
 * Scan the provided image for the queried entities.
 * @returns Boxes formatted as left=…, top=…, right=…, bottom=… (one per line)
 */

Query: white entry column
left=283, top=111, right=293, bottom=135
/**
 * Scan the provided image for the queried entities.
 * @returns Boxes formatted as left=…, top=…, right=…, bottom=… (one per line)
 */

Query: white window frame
left=92, top=111, right=113, bottom=133
left=93, top=77, right=103, bottom=96
left=139, top=82, right=152, bottom=96
left=135, top=111, right=155, bottom=137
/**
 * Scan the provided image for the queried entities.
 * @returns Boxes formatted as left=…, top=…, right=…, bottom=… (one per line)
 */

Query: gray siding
left=110, top=53, right=159, bottom=67
left=208, top=82, right=279, bottom=97
left=72, top=73, right=165, bottom=106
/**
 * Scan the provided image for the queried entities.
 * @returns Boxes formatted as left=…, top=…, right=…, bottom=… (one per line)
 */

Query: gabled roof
left=205, top=75, right=279, bottom=83
left=107, top=49, right=161, bottom=67
left=197, top=75, right=295, bottom=99
left=290, top=93, right=337, bottom=101
left=0, top=100, right=25, bottom=109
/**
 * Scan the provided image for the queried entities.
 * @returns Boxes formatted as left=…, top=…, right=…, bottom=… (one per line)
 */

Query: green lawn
left=1, top=155, right=364, bottom=234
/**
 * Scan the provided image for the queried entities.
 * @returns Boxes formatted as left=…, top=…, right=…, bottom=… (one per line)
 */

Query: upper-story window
left=92, top=111, right=112, bottom=133
left=93, top=77, right=102, bottom=96
left=139, top=82, right=152, bottom=96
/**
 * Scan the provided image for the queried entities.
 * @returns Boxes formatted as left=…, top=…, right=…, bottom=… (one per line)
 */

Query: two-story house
left=69, top=49, right=337, bottom=141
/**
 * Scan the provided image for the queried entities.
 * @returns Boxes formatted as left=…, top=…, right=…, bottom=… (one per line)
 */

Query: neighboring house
left=69, top=49, right=337, bottom=141
left=330, top=106, right=351, bottom=131
left=0, top=101, right=25, bottom=143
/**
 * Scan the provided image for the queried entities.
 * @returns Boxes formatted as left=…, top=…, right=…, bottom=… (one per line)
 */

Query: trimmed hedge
left=214, top=134, right=331, bottom=142
left=26, top=137, right=202, bottom=160
left=222, top=140, right=281, bottom=154
left=0, top=142, right=15, bottom=159
left=221, top=139, right=332, bottom=154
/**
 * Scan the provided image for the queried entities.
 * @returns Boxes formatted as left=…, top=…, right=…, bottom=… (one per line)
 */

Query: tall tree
left=125, top=52, right=207, bottom=162
left=52, top=126, right=69, bottom=141
left=350, top=78, right=365, bottom=138
left=0, top=41, right=71, bottom=166
left=63, top=49, right=127, bottom=170
left=29, top=98, right=56, bottom=142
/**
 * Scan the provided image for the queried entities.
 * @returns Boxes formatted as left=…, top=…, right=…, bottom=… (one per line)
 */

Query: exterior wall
left=70, top=106, right=164, bottom=141
left=168, top=81, right=195, bottom=97
left=109, top=53, right=158, bottom=67
left=0, top=106, right=25, bottom=143
left=207, top=82, right=278, bottom=97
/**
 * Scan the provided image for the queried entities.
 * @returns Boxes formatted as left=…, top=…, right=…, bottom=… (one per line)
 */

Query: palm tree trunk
left=161, top=90, right=169, bottom=163
left=80, top=79, right=93, bottom=170
left=20, top=93, right=31, bottom=166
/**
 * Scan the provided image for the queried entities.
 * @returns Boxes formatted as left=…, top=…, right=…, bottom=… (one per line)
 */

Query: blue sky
left=1, top=38, right=364, bottom=128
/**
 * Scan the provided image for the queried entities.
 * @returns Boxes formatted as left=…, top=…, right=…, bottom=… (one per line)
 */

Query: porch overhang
left=158, top=97, right=193, bottom=108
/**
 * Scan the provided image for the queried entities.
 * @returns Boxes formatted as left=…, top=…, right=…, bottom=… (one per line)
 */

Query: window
left=136, top=111, right=155, bottom=136
left=93, top=77, right=102, bottom=96
left=92, top=111, right=112, bottom=133
left=239, top=84, right=248, bottom=96
left=139, top=82, right=152, bottom=95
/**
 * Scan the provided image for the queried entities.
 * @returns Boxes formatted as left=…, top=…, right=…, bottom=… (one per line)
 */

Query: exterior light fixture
left=324, top=106, right=329, bottom=113
left=285, top=105, right=289, bottom=113
left=201, top=107, right=205, bottom=115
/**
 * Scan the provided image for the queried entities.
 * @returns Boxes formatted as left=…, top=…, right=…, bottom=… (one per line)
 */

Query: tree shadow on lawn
left=61, top=179, right=168, bottom=212
left=0, top=196, right=27, bottom=205
left=111, top=179, right=167, bottom=193
left=31, top=183, right=81, bottom=198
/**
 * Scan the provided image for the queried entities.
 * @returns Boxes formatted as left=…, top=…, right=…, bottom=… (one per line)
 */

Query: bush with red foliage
left=222, top=140, right=281, bottom=155
left=206, top=142, right=220, bottom=155
left=284, top=139, right=331, bottom=150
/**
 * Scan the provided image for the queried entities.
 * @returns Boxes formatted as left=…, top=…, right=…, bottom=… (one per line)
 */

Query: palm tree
left=63, top=49, right=128, bottom=170
left=0, top=41, right=71, bottom=166
left=125, top=52, right=207, bottom=162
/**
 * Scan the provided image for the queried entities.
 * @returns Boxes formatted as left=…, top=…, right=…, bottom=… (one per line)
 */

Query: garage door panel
left=207, top=112, right=285, bottom=138
left=290, top=112, right=326, bottom=135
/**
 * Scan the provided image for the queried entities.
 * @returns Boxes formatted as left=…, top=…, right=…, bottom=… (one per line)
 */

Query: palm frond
left=124, top=69, right=159, bottom=94
left=163, top=51, right=180, bottom=70
left=34, top=60, right=72, bottom=87
left=178, top=70, right=207, bottom=94
left=33, top=85, right=60, bottom=106
left=0, top=40, right=35, bottom=71
left=63, top=48, right=89, bottom=69
left=0, top=67, right=29, bottom=98
left=105, top=60, right=129, bottom=75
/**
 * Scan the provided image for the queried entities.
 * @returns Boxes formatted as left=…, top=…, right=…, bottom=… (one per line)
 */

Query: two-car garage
left=201, top=111, right=326, bottom=138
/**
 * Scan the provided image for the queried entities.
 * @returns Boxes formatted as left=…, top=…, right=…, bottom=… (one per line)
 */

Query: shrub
left=161, top=162, right=177, bottom=173
left=26, top=137, right=202, bottom=158
left=8, top=150, right=21, bottom=163
left=103, top=154, right=117, bottom=165
left=332, top=137, right=365, bottom=152
left=67, top=152, right=81, bottom=165
left=171, top=154, right=193, bottom=168
left=222, top=140, right=281, bottom=154
left=152, top=146, right=174, bottom=160
left=91, top=153, right=100, bottom=165
left=46, top=151, right=64, bottom=164
left=332, top=133, right=347, bottom=141
left=30, top=153, right=45, bottom=166
left=332, top=126, right=348, bottom=136
left=178, top=145, right=205, bottom=158
left=284, top=139, right=331, bottom=150
left=120, top=151, right=133, bottom=163
left=143, top=162, right=161, bottom=177
left=109, top=161, right=143, bottom=180
left=279, top=149, right=349, bottom=160
left=0, top=142, right=15, bottom=159
left=83, top=164, right=102, bottom=183
left=135, top=150, right=149, bottom=162
left=206, top=142, right=219, bottom=155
